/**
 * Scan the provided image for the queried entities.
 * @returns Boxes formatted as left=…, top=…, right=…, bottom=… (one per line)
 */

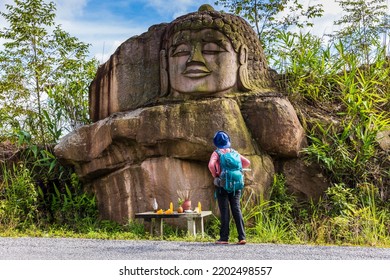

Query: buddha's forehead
left=170, top=29, right=230, bottom=46
left=163, top=9, right=246, bottom=53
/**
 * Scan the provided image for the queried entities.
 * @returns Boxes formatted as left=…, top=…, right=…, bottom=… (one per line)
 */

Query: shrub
left=0, top=163, right=39, bottom=229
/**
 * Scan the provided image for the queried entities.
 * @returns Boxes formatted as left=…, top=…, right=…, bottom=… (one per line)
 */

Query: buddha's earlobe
left=238, top=44, right=251, bottom=91
left=160, top=49, right=169, bottom=96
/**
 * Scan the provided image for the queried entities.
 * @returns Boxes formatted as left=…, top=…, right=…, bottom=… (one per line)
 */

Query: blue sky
left=0, top=0, right=220, bottom=62
left=0, top=0, right=354, bottom=63
left=55, top=0, right=224, bottom=63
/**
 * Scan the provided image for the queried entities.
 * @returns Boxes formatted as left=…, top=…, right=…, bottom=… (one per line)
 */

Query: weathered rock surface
left=89, top=24, right=167, bottom=122
left=55, top=98, right=276, bottom=223
left=242, top=95, right=307, bottom=157
left=377, top=129, right=390, bottom=151
left=279, top=159, right=329, bottom=200
left=56, top=99, right=257, bottom=177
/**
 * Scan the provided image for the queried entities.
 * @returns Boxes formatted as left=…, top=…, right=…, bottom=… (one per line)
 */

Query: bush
left=0, top=138, right=98, bottom=232
left=0, top=163, right=39, bottom=229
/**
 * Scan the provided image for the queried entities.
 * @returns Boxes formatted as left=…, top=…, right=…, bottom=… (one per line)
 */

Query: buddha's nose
left=187, top=43, right=206, bottom=65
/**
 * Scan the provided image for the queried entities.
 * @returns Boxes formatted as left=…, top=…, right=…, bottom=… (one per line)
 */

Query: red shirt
left=208, top=148, right=251, bottom=178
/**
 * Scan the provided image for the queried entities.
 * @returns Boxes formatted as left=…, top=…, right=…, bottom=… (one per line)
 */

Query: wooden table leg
left=194, top=217, right=205, bottom=238
left=186, top=217, right=196, bottom=236
left=200, top=216, right=204, bottom=238
left=143, top=218, right=153, bottom=236
left=155, top=218, right=163, bottom=238
left=145, top=218, right=163, bottom=237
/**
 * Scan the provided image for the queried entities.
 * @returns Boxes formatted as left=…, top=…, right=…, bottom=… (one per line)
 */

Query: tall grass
left=266, top=30, right=390, bottom=246
left=0, top=163, right=39, bottom=230
left=246, top=175, right=299, bottom=243
left=273, top=30, right=389, bottom=191
left=0, top=132, right=100, bottom=233
left=227, top=175, right=390, bottom=247
left=303, top=183, right=390, bottom=246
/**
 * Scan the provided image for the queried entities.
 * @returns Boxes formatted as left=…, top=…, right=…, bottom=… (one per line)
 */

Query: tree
left=331, top=0, right=388, bottom=64
left=0, top=0, right=97, bottom=144
left=214, top=0, right=323, bottom=53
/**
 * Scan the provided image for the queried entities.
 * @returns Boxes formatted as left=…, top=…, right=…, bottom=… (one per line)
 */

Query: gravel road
left=1, top=237, right=389, bottom=260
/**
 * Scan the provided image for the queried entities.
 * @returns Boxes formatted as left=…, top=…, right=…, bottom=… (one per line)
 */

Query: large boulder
left=279, top=159, right=329, bottom=200
left=55, top=98, right=275, bottom=223
left=242, top=95, right=307, bottom=157
left=377, top=129, right=390, bottom=152
left=55, top=6, right=329, bottom=224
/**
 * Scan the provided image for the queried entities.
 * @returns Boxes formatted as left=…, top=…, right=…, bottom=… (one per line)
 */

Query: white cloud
left=274, top=0, right=342, bottom=38
left=55, top=0, right=88, bottom=18
left=0, top=0, right=13, bottom=48
left=145, top=0, right=220, bottom=19
left=318, top=0, right=342, bottom=15
left=308, top=0, right=342, bottom=37
left=58, top=18, right=146, bottom=63
left=53, top=0, right=150, bottom=63
left=94, top=40, right=125, bottom=63
left=0, top=0, right=15, bottom=29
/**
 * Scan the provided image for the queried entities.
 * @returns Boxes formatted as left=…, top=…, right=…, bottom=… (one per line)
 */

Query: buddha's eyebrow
left=202, top=37, right=222, bottom=42
left=170, top=42, right=188, bottom=52
left=202, top=39, right=229, bottom=50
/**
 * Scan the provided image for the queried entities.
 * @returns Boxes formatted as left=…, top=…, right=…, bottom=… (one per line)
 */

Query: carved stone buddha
left=54, top=5, right=328, bottom=223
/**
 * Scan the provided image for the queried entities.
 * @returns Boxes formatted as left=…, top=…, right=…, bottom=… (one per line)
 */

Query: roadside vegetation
left=1, top=0, right=389, bottom=247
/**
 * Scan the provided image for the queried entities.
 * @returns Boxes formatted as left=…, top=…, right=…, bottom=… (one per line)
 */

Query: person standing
left=208, top=131, right=251, bottom=245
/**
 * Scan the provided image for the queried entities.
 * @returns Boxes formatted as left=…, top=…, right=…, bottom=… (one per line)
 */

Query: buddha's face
left=168, top=29, right=239, bottom=95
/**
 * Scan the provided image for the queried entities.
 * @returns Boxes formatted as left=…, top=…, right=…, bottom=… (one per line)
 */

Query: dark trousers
left=216, top=188, right=246, bottom=241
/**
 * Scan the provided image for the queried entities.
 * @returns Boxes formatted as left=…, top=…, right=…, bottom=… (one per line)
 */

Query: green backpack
left=216, top=149, right=244, bottom=194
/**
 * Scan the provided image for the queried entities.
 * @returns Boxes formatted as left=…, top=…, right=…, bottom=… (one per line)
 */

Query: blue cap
left=213, top=131, right=231, bottom=149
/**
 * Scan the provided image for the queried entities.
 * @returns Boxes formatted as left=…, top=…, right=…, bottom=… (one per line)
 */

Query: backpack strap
left=215, top=148, right=233, bottom=157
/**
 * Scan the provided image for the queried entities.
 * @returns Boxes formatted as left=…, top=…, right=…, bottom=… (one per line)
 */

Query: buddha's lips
left=183, top=67, right=211, bottom=77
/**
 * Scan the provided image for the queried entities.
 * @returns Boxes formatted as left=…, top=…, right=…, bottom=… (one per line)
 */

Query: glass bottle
left=152, top=198, right=158, bottom=212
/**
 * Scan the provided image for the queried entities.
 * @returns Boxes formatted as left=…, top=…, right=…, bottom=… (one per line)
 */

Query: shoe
left=237, top=240, right=246, bottom=245
left=215, top=240, right=229, bottom=244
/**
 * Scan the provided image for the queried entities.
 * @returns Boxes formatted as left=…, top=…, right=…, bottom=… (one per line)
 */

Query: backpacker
left=216, top=148, right=244, bottom=194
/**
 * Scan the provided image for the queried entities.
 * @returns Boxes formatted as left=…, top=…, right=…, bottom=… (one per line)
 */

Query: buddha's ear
left=160, top=49, right=169, bottom=96
left=238, top=44, right=251, bottom=91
